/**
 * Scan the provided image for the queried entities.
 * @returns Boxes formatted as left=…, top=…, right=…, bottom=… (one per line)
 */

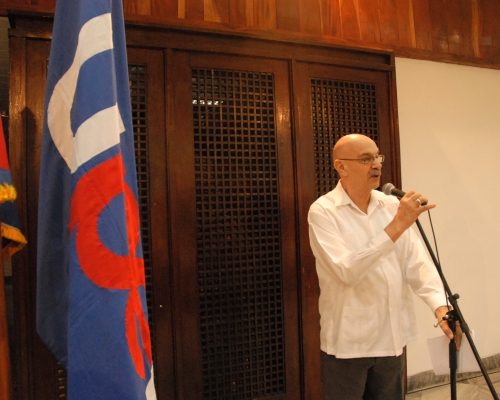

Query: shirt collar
left=330, top=181, right=388, bottom=213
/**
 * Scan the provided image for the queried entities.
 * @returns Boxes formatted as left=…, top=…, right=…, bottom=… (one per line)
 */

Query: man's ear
left=333, top=159, right=346, bottom=176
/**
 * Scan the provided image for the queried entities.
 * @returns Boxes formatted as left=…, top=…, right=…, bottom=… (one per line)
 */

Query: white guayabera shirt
left=308, top=181, right=446, bottom=359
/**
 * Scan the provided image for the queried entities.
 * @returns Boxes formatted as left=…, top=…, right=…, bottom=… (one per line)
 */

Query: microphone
left=381, top=183, right=405, bottom=198
left=381, top=183, right=428, bottom=205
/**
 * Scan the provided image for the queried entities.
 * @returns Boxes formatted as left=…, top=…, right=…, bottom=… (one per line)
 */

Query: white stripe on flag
left=47, top=13, right=124, bottom=173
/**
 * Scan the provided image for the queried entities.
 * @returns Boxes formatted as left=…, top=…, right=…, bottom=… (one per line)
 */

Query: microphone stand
left=415, top=218, right=499, bottom=400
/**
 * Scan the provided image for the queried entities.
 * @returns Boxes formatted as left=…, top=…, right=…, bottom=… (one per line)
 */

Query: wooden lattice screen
left=192, top=68, right=286, bottom=400
left=129, top=63, right=155, bottom=328
left=310, top=79, right=380, bottom=197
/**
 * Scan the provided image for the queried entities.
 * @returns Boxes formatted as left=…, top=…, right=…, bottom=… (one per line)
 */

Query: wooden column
left=0, top=246, right=11, bottom=400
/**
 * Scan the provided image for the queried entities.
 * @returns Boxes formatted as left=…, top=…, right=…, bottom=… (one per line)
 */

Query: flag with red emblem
left=36, top=1, right=156, bottom=398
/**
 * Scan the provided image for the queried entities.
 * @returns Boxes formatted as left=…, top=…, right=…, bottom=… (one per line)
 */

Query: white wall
left=395, top=57, right=500, bottom=376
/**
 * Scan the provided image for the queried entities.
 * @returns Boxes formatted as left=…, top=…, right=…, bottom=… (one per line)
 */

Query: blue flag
left=36, top=1, right=156, bottom=398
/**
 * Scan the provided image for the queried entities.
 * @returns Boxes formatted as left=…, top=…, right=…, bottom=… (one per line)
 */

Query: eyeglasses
left=338, top=154, right=385, bottom=165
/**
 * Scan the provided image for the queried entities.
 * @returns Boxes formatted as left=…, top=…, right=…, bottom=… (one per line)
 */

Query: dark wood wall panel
left=2, top=0, right=500, bottom=68
left=480, top=0, right=500, bottom=59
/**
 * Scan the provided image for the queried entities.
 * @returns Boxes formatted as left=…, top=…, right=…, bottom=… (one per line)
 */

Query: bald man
left=308, top=134, right=456, bottom=400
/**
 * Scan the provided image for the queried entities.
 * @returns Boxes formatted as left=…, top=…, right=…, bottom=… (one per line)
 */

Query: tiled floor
left=406, top=370, right=500, bottom=399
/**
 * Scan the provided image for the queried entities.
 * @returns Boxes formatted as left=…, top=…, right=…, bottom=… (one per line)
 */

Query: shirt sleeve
left=308, top=202, right=395, bottom=286
left=403, top=227, right=448, bottom=312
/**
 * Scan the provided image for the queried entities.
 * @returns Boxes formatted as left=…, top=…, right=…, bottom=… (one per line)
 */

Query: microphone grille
left=381, top=182, right=395, bottom=195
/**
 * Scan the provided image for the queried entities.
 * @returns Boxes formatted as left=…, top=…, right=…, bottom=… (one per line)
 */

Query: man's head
left=332, top=133, right=383, bottom=194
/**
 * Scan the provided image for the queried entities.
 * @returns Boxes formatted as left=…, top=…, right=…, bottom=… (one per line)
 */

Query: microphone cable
left=426, top=208, right=441, bottom=265
left=424, top=208, right=451, bottom=311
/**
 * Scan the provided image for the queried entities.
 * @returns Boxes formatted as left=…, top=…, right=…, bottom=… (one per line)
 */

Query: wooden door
left=166, top=51, right=301, bottom=399
left=293, top=60, right=400, bottom=400
left=127, top=48, right=175, bottom=399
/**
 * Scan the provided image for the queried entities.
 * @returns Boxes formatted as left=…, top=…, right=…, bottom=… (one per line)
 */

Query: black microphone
left=381, top=182, right=428, bottom=205
left=381, top=183, right=405, bottom=198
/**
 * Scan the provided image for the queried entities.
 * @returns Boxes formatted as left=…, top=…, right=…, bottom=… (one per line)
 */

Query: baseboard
left=407, top=353, right=500, bottom=393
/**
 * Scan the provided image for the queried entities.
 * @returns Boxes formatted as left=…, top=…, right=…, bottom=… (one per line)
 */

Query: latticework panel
left=311, top=78, right=379, bottom=197
left=192, top=68, right=286, bottom=400
left=129, top=63, right=155, bottom=335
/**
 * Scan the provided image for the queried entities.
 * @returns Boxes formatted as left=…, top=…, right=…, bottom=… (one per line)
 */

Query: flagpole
left=0, top=245, right=11, bottom=400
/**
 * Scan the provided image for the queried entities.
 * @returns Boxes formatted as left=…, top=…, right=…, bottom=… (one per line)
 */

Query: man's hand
left=385, top=191, right=436, bottom=242
left=435, top=305, right=462, bottom=350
